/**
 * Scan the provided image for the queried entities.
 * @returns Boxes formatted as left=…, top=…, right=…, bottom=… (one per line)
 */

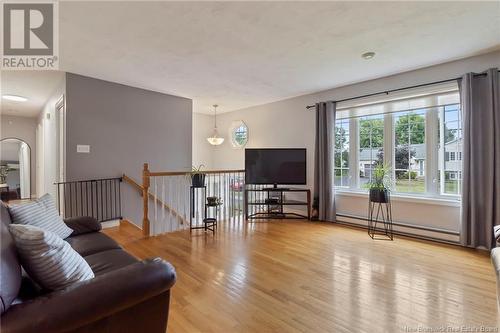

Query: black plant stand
left=367, top=193, right=393, bottom=240
left=203, top=202, right=220, bottom=234
left=190, top=186, right=210, bottom=233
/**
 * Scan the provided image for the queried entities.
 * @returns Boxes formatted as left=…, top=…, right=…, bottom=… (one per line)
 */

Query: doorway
left=0, top=138, right=32, bottom=201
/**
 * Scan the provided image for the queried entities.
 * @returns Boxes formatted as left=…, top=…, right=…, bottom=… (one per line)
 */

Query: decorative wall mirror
left=229, top=120, right=248, bottom=148
left=0, top=138, right=31, bottom=201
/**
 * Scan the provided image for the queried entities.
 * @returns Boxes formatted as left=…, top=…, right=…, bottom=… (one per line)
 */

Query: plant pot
left=369, top=188, right=389, bottom=203
left=207, top=196, right=219, bottom=206
left=192, top=173, right=205, bottom=187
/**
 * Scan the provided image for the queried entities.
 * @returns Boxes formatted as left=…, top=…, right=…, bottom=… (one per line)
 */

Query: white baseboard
left=101, top=219, right=121, bottom=229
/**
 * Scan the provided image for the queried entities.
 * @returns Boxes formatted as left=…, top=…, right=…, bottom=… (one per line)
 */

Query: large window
left=334, top=118, right=350, bottom=187
left=358, top=115, right=384, bottom=188
left=333, top=83, right=461, bottom=198
left=394, top=110, right=426, bottom=193
left=439, top=104, right=462, bottom=195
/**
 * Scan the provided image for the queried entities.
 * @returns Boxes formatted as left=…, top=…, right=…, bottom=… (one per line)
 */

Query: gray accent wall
left=65, top=73, right=192, bottom=226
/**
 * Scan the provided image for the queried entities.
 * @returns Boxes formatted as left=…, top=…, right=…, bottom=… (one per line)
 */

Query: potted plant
left=206, top=196, right=222, bottom=206
left=0, top=165, right=14, bottom=184
left=190, top=164, right=206, bottom=187
left=367, top=163, right=393, bottom=203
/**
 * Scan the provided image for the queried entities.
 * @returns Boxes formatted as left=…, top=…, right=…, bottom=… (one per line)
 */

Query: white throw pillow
left=8, top=224, right=94, bottom=291
left=8, top=193, right=73, bottom=239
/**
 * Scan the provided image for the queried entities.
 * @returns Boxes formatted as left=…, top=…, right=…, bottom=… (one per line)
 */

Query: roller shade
left=336, top=81, right=459, bottom=119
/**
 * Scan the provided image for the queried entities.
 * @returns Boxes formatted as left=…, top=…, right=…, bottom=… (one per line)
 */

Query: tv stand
left=244, top=187, right=311, bottom=220
left=263, top=186, right=290, bottom=191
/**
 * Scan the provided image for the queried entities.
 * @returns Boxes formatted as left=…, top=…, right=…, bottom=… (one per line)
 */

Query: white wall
left=37, top=75, right=66, bottom=199
left=193, top=50, right=500, bottom=241
left=1, top=115, right=37, bottom=195
left=192, top=113, right=214, bottom=169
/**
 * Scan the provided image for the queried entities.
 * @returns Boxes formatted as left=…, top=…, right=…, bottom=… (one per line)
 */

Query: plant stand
left=367, top=194, right=393, bottom=240
left=203, top=202, right=220, bottom=235
left=190, top=186, right=210, bottom=233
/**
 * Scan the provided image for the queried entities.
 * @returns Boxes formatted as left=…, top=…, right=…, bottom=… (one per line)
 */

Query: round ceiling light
left=2, top=95, right=28, bottom=102
left=361, top=52, right=376, bottom=60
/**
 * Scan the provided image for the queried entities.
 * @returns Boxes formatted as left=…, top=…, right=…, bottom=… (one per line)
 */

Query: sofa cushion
left=64, top=216, right=102, bottom=236
left=66, top=232, right=121, bottom=257
left=8, top=194, right=73, bottom=239
left=8, top=224, right=95, bottom=291
left=84, top=249, right=138, bottom=276
left=0, top=202, right=21, bottom=314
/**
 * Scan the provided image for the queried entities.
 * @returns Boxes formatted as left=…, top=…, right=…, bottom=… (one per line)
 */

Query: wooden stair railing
left=122, top=173, right=188, bottom=235
left=138, top=163, right=246, bottom=237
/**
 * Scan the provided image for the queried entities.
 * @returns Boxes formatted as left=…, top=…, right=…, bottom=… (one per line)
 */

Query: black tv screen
left=245, top=148, right=306, bottom=185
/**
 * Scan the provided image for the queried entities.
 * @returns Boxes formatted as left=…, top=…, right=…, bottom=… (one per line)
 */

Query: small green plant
left=189, top=164, right=207, bottom=187
left=367, top=163, right=394, bottom=192
left=186, top=164, right=206, bottom=180
left=191, top=164, right=205, bottom=175
left=0, top=165, right=15, bottom=184
left=207, top=196, right=223, bottom=206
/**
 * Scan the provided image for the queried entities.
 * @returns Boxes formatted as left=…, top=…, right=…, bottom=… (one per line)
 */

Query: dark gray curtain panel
left=314, top=101, right=336, bottom=222
left=460, top=68, right=500, bottom=249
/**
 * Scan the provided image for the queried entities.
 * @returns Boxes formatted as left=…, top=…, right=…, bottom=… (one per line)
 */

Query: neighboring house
left=359, top=144, right=426, bottom=177
left=440, top=138, right=463, bottom=180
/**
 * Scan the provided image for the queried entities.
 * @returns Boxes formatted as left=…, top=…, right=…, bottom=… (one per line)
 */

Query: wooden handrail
left=148, top=169, right=245, bottom=177
left=137, top=164, right=246, bottom=236
left=122, top=172, right=187, bottom=236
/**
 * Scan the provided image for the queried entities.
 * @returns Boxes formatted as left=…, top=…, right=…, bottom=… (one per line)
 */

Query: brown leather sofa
left=0, top=202, right=176, bottom=333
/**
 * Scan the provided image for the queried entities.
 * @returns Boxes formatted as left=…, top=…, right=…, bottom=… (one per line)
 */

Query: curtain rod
left=305, top=70, right=498, bottom=110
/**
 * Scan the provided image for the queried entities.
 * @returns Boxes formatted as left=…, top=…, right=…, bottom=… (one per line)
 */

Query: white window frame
left=334, top=103, right=461, bottom=201
left=333, top=118, right=351, bottom=188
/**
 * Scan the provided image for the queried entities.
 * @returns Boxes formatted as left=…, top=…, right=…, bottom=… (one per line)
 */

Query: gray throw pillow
left=8, top=224, right=94, bottom=291
left=8, top=193, right=73, bottom=239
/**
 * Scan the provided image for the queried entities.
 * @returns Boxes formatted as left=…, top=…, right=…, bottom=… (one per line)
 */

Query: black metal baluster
left=96, top=181, right=99, bottom=221
left=70, top=182, right=74, bottom=218
left=92, top=181, right=94, bottom=218
left=118, top=179, right=122, bottom=219
left=64, top=184, right=68, bottom=218
left=57, top=184, right=61, bottom=215
left=100, top=180, right=103, bottom=221
left=105, top=180, right=109, bottom=221
left=80, top=182, right=83, bottom=217
left=113, top=179, right=116, bottom=220
left=86, top=181, right=90, bottom=217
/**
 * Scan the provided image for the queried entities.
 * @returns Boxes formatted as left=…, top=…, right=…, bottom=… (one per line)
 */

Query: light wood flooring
left=104, top=219, right=499, bottom=333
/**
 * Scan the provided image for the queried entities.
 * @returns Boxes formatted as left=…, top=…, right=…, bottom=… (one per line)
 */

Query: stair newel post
left=142, top=163, right=151, bottom=236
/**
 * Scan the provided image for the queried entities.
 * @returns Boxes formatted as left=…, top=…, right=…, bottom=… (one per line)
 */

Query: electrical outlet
left=76, top=145, right=90, bottom=153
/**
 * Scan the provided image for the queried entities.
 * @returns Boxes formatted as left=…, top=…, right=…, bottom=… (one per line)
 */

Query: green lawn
left=395, top=179, right=425, bottom=193
left=394, top=179, right=458, bottom=194
left=340, top=177, right=460, bottom=195
left=443, top=180, right=459, bottom=194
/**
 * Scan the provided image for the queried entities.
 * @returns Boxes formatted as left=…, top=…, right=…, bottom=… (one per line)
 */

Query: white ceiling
left=2, top=1, right=500, bottom=116
left=1, top=71, right=64, bottom=117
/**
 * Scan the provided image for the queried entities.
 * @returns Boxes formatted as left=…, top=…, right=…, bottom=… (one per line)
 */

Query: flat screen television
left=245, top=148, right=306, bottom=186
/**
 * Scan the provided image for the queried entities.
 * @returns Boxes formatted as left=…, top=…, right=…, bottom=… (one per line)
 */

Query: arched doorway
left=0, top=137, right=32, bottom=201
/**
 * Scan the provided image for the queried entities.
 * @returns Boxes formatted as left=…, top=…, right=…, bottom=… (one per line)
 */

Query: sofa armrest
left=491, top=248, right=500, bottom=310
left=0, top=258, right=176, bottom=333
left=64, top=216, right=102, bottom=235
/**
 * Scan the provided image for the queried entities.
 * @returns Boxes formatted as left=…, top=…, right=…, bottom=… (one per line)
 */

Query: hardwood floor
left=104, top=220, right=499, bottom=333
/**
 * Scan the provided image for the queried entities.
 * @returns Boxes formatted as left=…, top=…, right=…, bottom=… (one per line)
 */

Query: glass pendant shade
left=207, top=104, right=224, bottom=146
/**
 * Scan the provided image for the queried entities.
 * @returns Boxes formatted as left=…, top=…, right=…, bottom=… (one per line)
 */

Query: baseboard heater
left=335, top=213, right=460, bottom=246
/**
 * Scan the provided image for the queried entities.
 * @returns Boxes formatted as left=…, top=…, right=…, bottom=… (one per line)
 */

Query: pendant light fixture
left=207, top=104, right=224, bottom=146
